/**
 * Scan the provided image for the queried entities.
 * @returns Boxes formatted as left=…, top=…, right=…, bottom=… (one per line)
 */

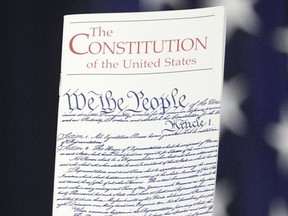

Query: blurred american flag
left=92, top=0, right=288, bottom=215
left=1, top=1, right=287, bottom=216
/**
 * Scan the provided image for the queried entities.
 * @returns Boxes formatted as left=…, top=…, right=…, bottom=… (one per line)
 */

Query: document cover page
left=53, top=7, right=226, bottom=216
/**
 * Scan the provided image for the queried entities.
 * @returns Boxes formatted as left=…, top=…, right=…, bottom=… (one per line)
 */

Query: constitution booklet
left=53, top=6, right=226, bottom=216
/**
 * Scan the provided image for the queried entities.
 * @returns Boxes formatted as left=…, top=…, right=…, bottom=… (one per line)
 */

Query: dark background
left=1, top=1, right=288, bottom=216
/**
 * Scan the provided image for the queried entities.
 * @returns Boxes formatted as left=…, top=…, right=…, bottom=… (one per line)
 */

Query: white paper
left=53, top=7, right=226, bottom=216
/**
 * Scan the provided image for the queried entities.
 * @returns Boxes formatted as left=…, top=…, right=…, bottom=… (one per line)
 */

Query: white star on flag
left=213, top=179, right=234, bottom=216
left=266, top=104, right=288, bottom=176
left=221, top=75, right=248, bottom=136
left=201, top=0, right=261, bottom=40
left=273, top=27, right=288, bottom=71
left=269, top=197, right=288, bottom=216
left=273, top=27, right=288, bottom=55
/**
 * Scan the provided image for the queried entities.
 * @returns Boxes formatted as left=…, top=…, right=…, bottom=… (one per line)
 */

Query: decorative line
left=66, top=68, right=213, bottom=76
left=70, top=15, right=215, bottom=24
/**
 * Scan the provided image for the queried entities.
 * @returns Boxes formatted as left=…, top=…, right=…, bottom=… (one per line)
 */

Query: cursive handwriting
left=55, top=136, right=218, bottom=215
